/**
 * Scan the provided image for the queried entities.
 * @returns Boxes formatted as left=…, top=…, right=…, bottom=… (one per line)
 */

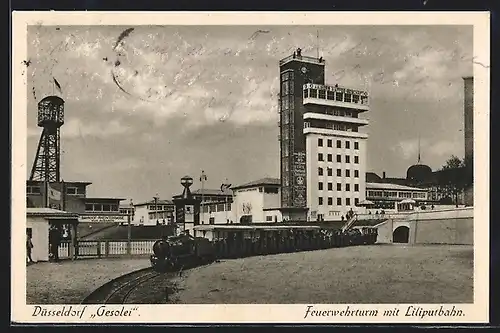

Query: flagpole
left=201, top=171, right=205, bottom=224
left=316, top=29, right=320, bottom=59
left=61, top=180, right=66, bottom=211
left=45, top=180, right=49, bottom=208
left=224, top=178, right=229, bottom=224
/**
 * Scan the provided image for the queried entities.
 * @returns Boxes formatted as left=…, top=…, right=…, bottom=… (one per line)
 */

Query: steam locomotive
left=150, top=234, right=216, bottom=272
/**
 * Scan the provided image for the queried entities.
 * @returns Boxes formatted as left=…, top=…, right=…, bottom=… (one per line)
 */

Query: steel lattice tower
left=29, top=96, right=65, bottom=182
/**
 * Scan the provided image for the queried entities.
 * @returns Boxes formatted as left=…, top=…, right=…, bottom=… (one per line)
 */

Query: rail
left=340, top=215, right=358, bottom=233
left=58, top=239, right=155, bottom=259
left=356, top=212, right=410, bottom=220
left=81, top=268, right=160, bottom=304
left=279, top=54, right=324, bottom=66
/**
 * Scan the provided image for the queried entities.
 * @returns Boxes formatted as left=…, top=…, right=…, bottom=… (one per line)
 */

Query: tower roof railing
left=279, top=54, right=325, bottom=66
left=304, top=83, right=369, bottom=97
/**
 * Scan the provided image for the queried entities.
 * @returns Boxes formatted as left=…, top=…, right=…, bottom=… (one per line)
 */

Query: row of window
left=304, top=122, right=359, bottom=132
left=281, top=110, right=294, bottom=124
left=202, top=203, right=232, bottom=213
left=318, top=182, right=360, bottom=192
left=318, top=153, right=359, bottom=164
left=147, top=205, right=173, bottom=211
left=85, top=203, right=119, bottom=212
left=281, top=71, right=295, bottom=81
left=26, top=186, right=85, bottom=195
left=193, top=195, right=232, bottom=203
left=318, top=138, right=359, bottom=149
left=318, top=167, right=360, bottom=178
left=366, top=191, right=427, bottom=199
left=66, top=187, right=85, bottom=195
left=148, top=212, right=173, bottom=220
left=303, top=88, right=369, bottom=105
left=319, top=197, right=360, bottom=206
left=282, top=80, right=295, bottom=96
left=27, top=186, right=41, bottom=194
left=281, top=96, right=295, bottom=111
left=314, top=107, right=359, bottom=118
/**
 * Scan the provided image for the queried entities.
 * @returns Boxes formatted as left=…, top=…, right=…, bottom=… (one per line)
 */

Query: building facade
left=278, top=49, right=369, bottom=222
left=173, top=188, right=233, bottom=225
left=132, top=199, right=175, bottom=226
left=279, top=48, right=325, bottom=220
left=231, top=178, right=282, bottom=223
left=199, top=200, right=234, bottom=225
left=26, top=180, right=127, bottom=224
left=193, top=178, right=282, bottom=225
left=304, top=83, right=369, bottom=221
left=365, top=182, right=428, bottom=210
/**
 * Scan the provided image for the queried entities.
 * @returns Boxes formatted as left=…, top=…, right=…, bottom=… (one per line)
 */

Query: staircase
left=340, top=214, right=358, bottom=233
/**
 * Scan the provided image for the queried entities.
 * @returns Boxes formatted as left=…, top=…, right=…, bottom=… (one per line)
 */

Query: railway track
left=81, top=256, right=218, bottom=304
left=81, top=268, right=164, bottom=304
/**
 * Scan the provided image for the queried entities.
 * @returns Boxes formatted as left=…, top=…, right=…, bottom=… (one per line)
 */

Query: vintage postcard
left=11, top=11, right=490, bottom=324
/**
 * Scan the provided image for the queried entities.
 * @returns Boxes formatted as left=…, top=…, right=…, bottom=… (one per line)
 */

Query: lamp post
left=154, top=194, right=160, bottom=225
left=221, top=178, right=231, bottom=224
left=127, top=198, right=133, bottom=256
left=200, top=171, right=207, bottom=223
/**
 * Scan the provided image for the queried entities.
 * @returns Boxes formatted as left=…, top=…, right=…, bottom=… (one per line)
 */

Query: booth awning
left=26, top=207, right=79, bottom=220
left=399, top=199, right=416, bottom=204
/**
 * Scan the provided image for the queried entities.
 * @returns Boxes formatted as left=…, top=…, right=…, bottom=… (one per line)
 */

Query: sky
left=26, top=25, right=473, bottom=203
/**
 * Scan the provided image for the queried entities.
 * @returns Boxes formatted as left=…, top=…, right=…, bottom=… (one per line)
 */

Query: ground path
left=26, top=258, right=150, bottom=304
left=166, top=244, right=473, bottom=304
left=26, top=244, right=473, bottom=304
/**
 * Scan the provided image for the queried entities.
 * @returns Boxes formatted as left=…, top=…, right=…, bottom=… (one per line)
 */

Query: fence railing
left=58, top=231, right=381, bottom=261
left=58, top=240, right=155, bottom=259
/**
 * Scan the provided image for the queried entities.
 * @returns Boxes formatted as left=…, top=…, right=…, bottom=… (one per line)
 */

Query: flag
left=220, top=183, right=232, bottom=192
left=53, top=77, right=62, bottom=94
left=48, top=183, right=61, bottom=201
left=200, top=171, right=207, bottom=182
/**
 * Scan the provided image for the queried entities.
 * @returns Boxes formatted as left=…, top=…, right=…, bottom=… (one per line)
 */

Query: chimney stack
left=382, top=171, right=386, bottom=179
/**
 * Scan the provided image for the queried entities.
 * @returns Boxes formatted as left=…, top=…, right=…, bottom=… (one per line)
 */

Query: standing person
left=49, top=225, right=61, bottom=262
left=26, top=232, right=34, bottom=263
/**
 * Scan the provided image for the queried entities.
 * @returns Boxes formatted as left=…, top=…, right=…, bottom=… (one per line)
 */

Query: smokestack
left=382, top=171, right=386, bottom=179
left=463, top=76, right=474, bottom=207
left=463, top=76, right=474, bottom=167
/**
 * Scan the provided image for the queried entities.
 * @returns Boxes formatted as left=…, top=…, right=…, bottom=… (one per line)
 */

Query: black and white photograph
left=12, top=12, right=489, bottom=324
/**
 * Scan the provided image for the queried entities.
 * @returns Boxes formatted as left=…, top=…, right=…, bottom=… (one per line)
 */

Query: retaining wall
left=375, top=207, right=473, bottom=245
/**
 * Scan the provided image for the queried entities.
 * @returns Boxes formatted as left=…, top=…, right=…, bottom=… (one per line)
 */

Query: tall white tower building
left=303, top=82, right=370, bottom=221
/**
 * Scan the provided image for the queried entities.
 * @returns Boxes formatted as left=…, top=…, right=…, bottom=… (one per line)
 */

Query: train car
left=150, top=234, right=216, bottom=272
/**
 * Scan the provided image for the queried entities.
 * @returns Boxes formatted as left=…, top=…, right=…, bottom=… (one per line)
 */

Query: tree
left=437, top=155, right=468, bottom=206
left=442, top=155, right=465, bottom=170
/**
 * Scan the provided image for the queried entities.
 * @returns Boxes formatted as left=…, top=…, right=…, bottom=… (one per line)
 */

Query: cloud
left=27, top=127, right=41, bottom=138
left=392, top=138, right=421, bottom=160
left=62, top=118, right=129, bottom=139
left=427, top=140, right=462, bottom=158
left=25, top=25, right=473, bottom=201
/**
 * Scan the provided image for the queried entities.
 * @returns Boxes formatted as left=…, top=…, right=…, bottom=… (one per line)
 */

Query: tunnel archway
left=393, top=226, right=410, bottom=243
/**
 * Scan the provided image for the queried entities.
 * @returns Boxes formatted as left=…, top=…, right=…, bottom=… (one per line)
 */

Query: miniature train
left=150, top=234, right=216, bottom=272
left=150, top=226, right=378, bottom=272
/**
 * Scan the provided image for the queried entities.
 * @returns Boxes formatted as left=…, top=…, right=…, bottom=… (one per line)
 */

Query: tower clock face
left=301, top=66, right=308, bottom=74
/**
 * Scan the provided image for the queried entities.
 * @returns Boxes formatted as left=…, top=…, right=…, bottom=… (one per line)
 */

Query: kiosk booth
left=26, top=208, right=79, bottom=262
left=396, top=199, right=416, bottom=212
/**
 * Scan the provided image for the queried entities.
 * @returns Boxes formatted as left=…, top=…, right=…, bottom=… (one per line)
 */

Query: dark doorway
left=393, top=226, right=410, bottom=243
left=240, top=215, right=252, bottom=224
